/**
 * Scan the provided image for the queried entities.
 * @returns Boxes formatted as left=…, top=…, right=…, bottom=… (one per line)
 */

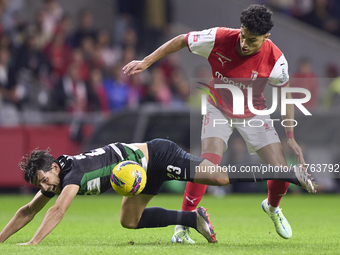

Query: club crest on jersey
left=251, top=71, right=258, bottom=81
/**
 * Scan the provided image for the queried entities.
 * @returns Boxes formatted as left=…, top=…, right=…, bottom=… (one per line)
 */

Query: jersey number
left=74, top=148, right=106, bottom=160
left=167, top=165, right=181, bottom=175
left=167, top=165, right=184, bottom=180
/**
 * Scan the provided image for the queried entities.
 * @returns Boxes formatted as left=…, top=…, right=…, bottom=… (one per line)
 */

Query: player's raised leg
left=193, top=160, right=316, bottom=193
left=172, top=137, right=223, bottom=244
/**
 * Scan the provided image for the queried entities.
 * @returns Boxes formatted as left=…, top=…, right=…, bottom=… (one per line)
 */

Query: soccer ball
left=110, top=161, right=147, bottom=197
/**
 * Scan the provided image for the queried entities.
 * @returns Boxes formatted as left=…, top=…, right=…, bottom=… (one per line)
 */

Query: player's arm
left=278, top=84, right=306, bottom=164
left=123, top=34, right=187, bottom=75
left=0, top=190, right=51, bottom=243
left=18, top=184, right=79, bottom=245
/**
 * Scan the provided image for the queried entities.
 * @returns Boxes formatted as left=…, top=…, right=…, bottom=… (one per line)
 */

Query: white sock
left=267, top=202, right=279, bottom=213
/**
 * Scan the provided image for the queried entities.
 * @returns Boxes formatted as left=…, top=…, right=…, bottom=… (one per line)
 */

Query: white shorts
left=201, top=104, right=281, bottom=154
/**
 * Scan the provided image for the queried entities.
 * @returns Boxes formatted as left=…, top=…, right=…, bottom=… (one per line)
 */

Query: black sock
left=228, top=163, right=300, bottom=186
left=136, top=207, right=197, bottom=229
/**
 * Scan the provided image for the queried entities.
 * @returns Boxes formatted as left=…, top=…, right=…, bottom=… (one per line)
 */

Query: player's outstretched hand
left=287, top=138, right=306, bottom=165
left=123, top=60, right=149, bottom=75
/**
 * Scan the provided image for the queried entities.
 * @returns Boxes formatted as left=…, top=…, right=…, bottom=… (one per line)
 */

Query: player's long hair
left=240, top=4, right=274, bottom=35
left=19, top=150, right=56, bottom=184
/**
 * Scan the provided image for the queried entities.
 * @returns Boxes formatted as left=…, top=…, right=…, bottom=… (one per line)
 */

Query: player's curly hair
left=240, top=4, right=274, bottom=36
left=19, top=149, right=56, bottom=184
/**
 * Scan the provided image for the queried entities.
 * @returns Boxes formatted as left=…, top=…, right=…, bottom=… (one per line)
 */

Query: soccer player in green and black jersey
left=0, top=139, right=316, bottom=245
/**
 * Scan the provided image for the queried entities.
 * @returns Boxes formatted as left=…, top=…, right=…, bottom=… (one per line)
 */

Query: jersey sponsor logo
left=251, top=71, right=258, bottom=81
left=215, top=71, right=252, bottom=89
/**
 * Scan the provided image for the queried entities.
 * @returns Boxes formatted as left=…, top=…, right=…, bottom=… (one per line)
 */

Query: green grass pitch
left=0, top=193, right=339, bottom=255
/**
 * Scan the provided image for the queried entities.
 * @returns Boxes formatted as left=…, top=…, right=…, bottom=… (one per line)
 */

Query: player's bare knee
left=120, top=218, right=138, bottom=229
left=120, top=218, right=139, bottom=229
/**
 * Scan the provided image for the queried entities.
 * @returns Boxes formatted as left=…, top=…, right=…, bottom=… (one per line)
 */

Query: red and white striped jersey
left=186, top=27, right=289, bottom=118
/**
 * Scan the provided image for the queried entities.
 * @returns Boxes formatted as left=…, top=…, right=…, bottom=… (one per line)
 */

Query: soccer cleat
left=171, top=227, right=195, bottom=244
left=294, top=165, right=318, bottom=193
left=195, top=207, right=217, bottom=243
left=261, top=198, right=292, bottom=239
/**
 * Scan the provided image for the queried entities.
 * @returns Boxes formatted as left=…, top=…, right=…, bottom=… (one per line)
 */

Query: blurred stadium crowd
left=0, top=0, right=190, bottom=125
left=1, top=0, right=340, bottom=124
left=264, top=0, right=340, bottom=111
left=266, top=0, right=340, bottom=38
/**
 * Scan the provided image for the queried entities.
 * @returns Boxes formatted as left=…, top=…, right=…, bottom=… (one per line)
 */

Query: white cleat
left=171, top=226, right=195, bottom=244
left=261, top=198, right=292, bottom=239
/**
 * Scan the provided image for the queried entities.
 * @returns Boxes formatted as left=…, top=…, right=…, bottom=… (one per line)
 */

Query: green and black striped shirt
left=42, top=143, right=147, bottom=197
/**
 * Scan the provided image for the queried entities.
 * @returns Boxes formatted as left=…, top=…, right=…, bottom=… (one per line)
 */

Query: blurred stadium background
left=0, top=0, right=340, bottom=195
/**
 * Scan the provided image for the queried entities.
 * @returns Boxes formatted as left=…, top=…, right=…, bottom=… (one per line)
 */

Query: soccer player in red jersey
left=123, top=4, right=306, bottom=242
